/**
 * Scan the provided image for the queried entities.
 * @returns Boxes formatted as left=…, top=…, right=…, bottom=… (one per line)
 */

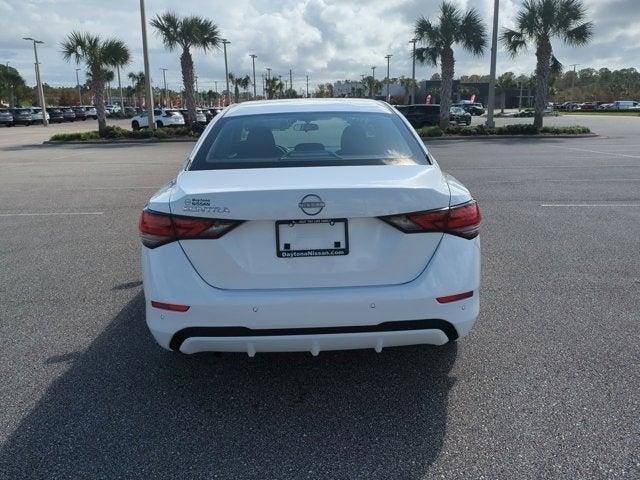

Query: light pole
left=385, top=54, right=392, bottom=100
left=116, top=65, right=124, bottom=115
left=249, top=54, right=257, bottom=99
left=139, top=0, right=155, bottom=130
left=222, top=39, right=230, bottom=105
left=409, top=39, right=417, bottom=104
left=160, top=68, right=168, bottom=107
left=23, top=37, right=48, bottom=126
left=195, top=75, right=199, bottom=106
left=570, top=64, right=579, bottom=101
left=266, top=68, right=272, bottom=99
left=486, top=0, right=499, bottom=128
left=371, top=66, right=376, bottom=98
left=75, top=68, right=82, bottom=105
left=306, top=75, right=309, bottom=98
left=289, top=69, right=293, bottom=97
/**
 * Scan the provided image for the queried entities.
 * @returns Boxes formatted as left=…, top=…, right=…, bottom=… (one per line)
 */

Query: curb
left=421, top=133, right=598, bottom=141
left=43, top=138, right=198, bottom=145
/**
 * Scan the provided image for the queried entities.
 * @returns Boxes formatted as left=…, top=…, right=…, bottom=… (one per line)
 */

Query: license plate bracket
left=276, top=219, right=349, bottom=258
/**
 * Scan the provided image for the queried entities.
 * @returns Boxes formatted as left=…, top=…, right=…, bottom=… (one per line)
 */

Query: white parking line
left=540, top=204, right=640, bottom=207
left=488, top=178, right=640, bottom=184
left=548, top=145, right=640, bottom=159
left=0, top=212, right=104, bottom=217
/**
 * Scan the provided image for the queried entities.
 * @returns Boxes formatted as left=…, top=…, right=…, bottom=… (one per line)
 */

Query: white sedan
left=140, top=99, right=481, bottom=356
left=131, top=108, right=185, bottom=130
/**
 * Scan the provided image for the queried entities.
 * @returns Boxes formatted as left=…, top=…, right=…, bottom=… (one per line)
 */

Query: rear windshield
left=190, top=111, right=428, bottom=170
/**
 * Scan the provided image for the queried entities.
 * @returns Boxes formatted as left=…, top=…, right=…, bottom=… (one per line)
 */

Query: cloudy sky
left=0, top=0, right=638, bottom=93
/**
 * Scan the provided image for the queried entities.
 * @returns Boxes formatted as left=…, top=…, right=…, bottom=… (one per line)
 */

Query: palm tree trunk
left=180, top=48, right=196, bottom=126
left=501, top=92, right=506, bottom=114
left=91, top=69, right=107, bottom=133
left=439, top=47, right=454, bottom=129
left=534, top=40, right=552, bottom=129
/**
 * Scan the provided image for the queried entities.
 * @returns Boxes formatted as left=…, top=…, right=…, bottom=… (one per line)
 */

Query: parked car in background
left=9, top=108, right=33, bottom=126
left=46, top=107, right=65, bottom=123
left=179, top=108, right=207, bottom=124
left=395, top=104, right=441, bottom=128
left=72, top=106, right=88, bottom=121
left=25, top=107, right=49, bottom=124
left=84, top=106, right=98, bottom=119
left=139, top=98, right=482, bottom=355
left=131, top=108, right=185, bottom=130
left=450, top=106, right=472, bottom=125
left=579, top=102, right=597, bottom=111
left=62, top=108, right=76, bottom=122
left=0, top=108, right=14, bottom=127
left=205, top=108, right=224, bottom=123
left=598, top=103, right=613, bottom=110
left=124, top=107, right=137, bottom=117
left=612, top=100, right=639, bottom=110
left=453, top=102, right=485, bottom=116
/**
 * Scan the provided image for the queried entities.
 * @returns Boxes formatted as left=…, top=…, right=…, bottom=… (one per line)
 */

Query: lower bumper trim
left=169, top=319, right=458, bottom=351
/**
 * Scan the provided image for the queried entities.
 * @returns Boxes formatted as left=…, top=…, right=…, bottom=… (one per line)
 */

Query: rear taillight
left=139, top=209, right=242, bottom=248
left=380, top=200, right=481, bottom=239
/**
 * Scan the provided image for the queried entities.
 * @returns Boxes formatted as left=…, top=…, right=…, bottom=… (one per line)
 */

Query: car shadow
left=1, top=292, right=458, bottom=479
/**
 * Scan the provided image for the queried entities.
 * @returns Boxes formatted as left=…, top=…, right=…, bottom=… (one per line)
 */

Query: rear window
left=190, top=111, right=428, bottom=170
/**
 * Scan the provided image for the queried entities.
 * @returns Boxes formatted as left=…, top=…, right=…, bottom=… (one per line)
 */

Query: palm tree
left=399, top=76, right=418, bottom=104
left=414, top=1, right=487, bottom=128
left=363, top=75, right=382, bottom=99
left=265, top=77, right=284, bottom=99
left=61, top=32, right=130, bottom=133
left=501, top=0, right=593, bottom=128
left=151, top=12, right=221, bottom=126
left=496, top=72, right=517, bottom=114
left=228, top=73, right=250, bottom=103
left=128, top=71, right=145, bottom=108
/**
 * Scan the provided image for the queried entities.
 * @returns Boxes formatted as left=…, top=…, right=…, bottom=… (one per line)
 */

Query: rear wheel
left=132, top=120, right=140, bottom=131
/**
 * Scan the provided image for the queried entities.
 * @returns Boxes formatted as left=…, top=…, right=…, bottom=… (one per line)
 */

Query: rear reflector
left=139, top=209, right=242, bottom=248
left=151, top=301, right=190, bottom=312
left=380, top=200, right=481, bottom=239
left=436, top=291, right=474, bottom=304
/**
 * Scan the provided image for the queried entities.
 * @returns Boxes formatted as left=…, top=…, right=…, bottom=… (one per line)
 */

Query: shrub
left=50, top=131, right=101, bottom=141
left=420, top=126, right=444, bottom=137
left=495, top=124, right=540, bottom=135
left=540, top=125, right=590, bottom=134
left=49, top=125, right=204, bottom=142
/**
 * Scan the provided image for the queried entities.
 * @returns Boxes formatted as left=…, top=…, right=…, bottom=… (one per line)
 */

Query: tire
left=132, top=121, right=140, bottom=131
left=466, top=119, right=471, bottom=126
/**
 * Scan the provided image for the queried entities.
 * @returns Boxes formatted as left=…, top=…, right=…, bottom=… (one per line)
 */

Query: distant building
left=332, top=81, right=365, bottom=97
left=418, top=80, right=531, bottom=108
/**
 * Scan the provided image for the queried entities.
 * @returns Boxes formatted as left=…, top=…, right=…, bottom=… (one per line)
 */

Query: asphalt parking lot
left=0, top=115, right=638, bottom=479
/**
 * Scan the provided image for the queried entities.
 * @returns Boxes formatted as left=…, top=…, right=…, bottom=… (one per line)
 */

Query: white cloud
left=0, top=0, right=637, bottom=92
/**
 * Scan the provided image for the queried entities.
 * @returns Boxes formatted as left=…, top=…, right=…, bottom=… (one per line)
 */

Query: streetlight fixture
left=116, top=65, right=124, bottom=115
left=265, top=68, right=272, bottom=99
left=385, top=54, right=393, bottom=100
left=409, top=39, right=417, bottom=104
left=486, top=0, right=499, bottom=128
left=249, top=54, right=257, bottom=99
left=75, top=68, right=82, bottom=105
left=139, top=0, right=155, bottom=130
left=160, top=68, right=168, bottom=107
left=23, top=37, right=48, bottom=126
left=371, top=66, right=376, bottom=98
left=222, top=39, right=231, bottom=105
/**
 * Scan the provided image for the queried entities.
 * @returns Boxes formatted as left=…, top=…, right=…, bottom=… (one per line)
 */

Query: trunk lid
left=170, top=165, right=450, bottom=290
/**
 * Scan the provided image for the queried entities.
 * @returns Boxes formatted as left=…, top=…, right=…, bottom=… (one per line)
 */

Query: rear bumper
left=142, top=234, right=481, bottom=355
